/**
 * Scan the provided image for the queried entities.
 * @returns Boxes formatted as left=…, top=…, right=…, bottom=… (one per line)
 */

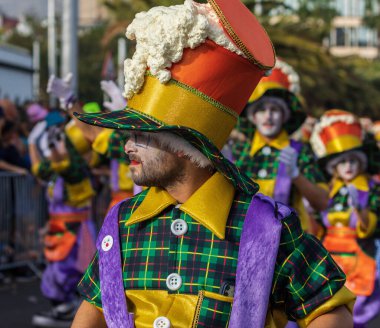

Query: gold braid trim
left=208, top=0, right=275, bottom=70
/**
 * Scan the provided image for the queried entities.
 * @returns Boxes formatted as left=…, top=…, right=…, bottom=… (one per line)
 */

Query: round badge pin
left=101, top=235, right=114, bottom=252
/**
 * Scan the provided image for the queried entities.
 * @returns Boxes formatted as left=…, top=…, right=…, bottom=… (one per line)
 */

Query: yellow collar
left=250, top=129, right=290, bottom=156
left=330, top=174, right=369, bottom=198
left=126, top=172, right=236, bottom=239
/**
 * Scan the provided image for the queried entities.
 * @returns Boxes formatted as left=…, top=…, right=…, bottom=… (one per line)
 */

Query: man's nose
left=264, top=108, right=272, bottom=119
left=125, top=138, right=136, bottom=153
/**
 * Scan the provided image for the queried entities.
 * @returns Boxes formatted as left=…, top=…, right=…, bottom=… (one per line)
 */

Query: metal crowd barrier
left=0, top=172, right=48, bottom=277
left=0, top=172, right=111, bottom=278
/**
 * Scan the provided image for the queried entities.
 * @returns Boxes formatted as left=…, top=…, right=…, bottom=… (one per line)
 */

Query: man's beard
left=130, top=152, right=186, bottom=188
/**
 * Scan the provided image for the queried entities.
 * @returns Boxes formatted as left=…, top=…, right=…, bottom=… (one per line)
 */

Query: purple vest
left=97, top=193, right=291, bottom=328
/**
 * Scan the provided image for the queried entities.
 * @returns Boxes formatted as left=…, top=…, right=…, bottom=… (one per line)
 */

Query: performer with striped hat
left=232, top=58, right=329, bottom=232
left=72, top=1, right=354, bottom=327
left=311, top=109, right=380, bottom=328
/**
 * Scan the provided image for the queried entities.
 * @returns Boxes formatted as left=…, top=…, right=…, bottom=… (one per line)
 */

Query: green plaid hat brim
left=74, top=109, right=258, bottom=195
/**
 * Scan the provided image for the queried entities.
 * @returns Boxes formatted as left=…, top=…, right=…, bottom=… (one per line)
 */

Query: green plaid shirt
left=78, top=173, right=347, bottom=326
left=233, top=135, right=325, bottom=184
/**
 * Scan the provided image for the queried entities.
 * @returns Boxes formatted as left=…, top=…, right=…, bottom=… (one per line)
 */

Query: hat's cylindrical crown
left=128, top=40, right=265, bottom=149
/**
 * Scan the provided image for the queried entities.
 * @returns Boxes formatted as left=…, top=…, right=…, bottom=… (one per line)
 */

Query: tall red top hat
left=76, top=0, right=276, bottom=194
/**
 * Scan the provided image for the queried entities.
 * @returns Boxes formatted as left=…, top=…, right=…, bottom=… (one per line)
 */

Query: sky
left=0, top=0, right=49, bottom=18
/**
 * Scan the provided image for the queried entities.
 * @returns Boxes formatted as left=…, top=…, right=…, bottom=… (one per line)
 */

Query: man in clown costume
left=70, top=1, right=354, bottom=327
left=232, top=58, right=329, bottom=232
left=310, top=109, right=380, bottom=328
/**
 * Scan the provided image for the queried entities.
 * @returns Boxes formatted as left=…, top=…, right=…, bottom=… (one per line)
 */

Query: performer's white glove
left=100, top=80, right=127, bottom=111
left=279, top=146, right=300, bottom=179
left=229, top=129, right=247, bottom=143
left=347, top=184, right=359, bottom=209
left=28, top=121, right=47, bottom=145
left=47, top=73, right=75, bottom=110
left=39, top=131, right=52, bottom=158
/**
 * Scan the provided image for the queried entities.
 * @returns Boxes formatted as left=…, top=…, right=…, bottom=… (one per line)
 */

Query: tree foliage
left=3, top=0, right=380, bottom=118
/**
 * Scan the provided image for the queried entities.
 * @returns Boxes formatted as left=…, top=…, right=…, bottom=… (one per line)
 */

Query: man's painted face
left=335, top=154, right=361, bottom=182
left=124, top=132, right=186, bottom=188
left=250, top=101, right=285, bottom=138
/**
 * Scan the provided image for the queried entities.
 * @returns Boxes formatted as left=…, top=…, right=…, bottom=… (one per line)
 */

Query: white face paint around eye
left=336, top=155, right=361, bottom=182
left=252, top=103, right=284, bottom=138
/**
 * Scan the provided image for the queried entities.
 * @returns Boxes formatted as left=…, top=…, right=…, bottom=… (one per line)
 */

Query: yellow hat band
left=128, top=75, right=238, bottom=149
left=325, top=135, right=362, bottom=156
left=248, top=81, right=284, bottom=103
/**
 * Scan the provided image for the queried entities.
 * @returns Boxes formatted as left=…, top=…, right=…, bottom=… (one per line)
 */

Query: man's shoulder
left=233, top=192, right=296, bottom=228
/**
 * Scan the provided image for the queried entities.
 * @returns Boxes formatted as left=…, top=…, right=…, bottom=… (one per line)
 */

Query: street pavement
left=0, top=278, right=379, bottom=327
left=0, top=277, right=51, bottom=328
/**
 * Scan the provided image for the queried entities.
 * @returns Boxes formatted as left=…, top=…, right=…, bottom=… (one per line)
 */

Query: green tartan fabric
left=35, top=135, right=91, bottom=184
left=78, top=188, right=346, bottom=325
left=196, top=294, right=233, bottom=327
left=233, top=138, right=325, bottom=184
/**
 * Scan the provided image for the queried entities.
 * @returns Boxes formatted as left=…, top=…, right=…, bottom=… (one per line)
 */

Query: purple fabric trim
left=49, top=202, right=90, bottom=215
left=229, top=193, right=290, bottom=328
left=97, top=201, right=134, bottom=328
left=273, top=140, right=302, bottom=204
left=274, top=161, right=292, bottom=204
left=349, top=188, right=370, bottom=228
left=133, top=184, right=143, bottom=195
left=285, top=322, right=299, bottom=328
left=110, top=159, right=120, bottom=192
left=322, top=210, right=330, bottom=228
left=353, top=281, right=380, bottom=325
left=41, top=243, right=83, bottom=303
left=47, top=177, right=65, bottom=205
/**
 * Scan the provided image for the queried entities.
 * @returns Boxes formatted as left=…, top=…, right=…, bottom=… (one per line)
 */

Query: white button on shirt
left=339, top=187, right=348, bottom=196
left=166, top=273, right=182, bottom=291
left=258, top=169, right=268, bottom=178
left=153, top=316, right=171, bottom=328
left=262, top=146, right=271, bottom=155
left=171, top=219, right=188, bottom=236
left=334, top=203, right=343, bottom=211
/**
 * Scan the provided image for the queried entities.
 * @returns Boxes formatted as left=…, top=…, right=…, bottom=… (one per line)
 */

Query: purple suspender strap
left=229, top=193, right=290, bottom=328
left=349, top=179, right=374, bottom=228
left=273, top=140, right=303, bottom=204
left=97, top=201, right=135, bottom=328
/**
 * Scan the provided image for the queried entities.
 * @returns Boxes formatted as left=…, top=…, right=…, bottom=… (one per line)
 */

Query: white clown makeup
left=251, top=101, right=285, bottom=138
left=335, top=154, right=362, bottom=182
